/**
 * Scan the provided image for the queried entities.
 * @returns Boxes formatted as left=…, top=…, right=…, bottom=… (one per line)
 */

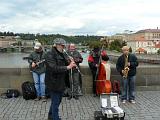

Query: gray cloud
left=0, top=0, right=160, bottom=35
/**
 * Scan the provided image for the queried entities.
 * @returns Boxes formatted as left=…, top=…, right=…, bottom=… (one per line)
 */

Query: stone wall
left=0, top=65, right=160, bottom=95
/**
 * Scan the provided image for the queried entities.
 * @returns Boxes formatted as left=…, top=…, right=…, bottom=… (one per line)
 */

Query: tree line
left=0, top=31, right=103, bottom=45
left=0, top=31, right=126, bottom=52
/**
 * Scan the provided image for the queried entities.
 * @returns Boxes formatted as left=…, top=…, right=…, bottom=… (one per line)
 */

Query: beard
left=57, top=47, right=63, bottom=53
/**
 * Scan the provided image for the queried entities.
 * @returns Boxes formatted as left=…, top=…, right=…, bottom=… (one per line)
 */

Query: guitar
left=23, top=57, right=45, bottom=70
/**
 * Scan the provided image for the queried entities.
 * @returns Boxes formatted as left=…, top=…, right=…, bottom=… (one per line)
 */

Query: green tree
left=157, top=49, right=160, bottom=54
left=109, top=40, right=122, bottom=52
left=88, top=41, right=101, bottom=48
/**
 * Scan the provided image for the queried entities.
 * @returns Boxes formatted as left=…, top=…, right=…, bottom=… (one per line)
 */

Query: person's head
left=93, top=47, right=100, bottom=55
left=34, top=42, right=42, bottom=52
left=68, top=43, right=76, bottom=51
left=122, top=46, right=129, bottom=55
left=102, top=55, right=109, bottom=61
left=54, top=38, right=66, bottom=53
left=101, top=51, right=109, bottom=61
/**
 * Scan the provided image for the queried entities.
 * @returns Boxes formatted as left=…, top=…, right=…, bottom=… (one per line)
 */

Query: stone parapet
left=0, top=65, right=160, bottom=94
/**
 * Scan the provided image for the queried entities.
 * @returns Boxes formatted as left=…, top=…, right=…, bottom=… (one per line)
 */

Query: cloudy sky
left=0, top=0, right=160, bottom=35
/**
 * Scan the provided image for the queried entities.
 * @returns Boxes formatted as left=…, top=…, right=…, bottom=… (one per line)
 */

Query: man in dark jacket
left=88, top=47, right=106, bottom=97
left=45, top=38, right=76, bottom=120
left=28, top=42, right=46, bottom=101
left=67, top=43, right=83, bottom=100
left=88, top=47, right=100, bottom=97
left=116, top=46, right=138, bottom=104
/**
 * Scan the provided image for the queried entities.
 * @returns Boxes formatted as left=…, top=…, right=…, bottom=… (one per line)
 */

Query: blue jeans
left=121, top=75, right=136, bottom=101
left=32, top=72, right=45, bottom=97
left=48, top=91, right=63, bottom=120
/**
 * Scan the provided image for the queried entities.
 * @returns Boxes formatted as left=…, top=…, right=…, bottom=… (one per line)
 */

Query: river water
left=0, top=52, right=89, bottom=68
left=0, top=52, right=158, bottom=68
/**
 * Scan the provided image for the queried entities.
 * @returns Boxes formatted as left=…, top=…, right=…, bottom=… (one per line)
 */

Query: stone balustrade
left=0, top=65, right=160, bottom=94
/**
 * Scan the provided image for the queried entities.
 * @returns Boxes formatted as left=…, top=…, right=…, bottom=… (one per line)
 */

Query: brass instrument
left=123, top=67, right=130, bottom=78
left=123, top=55, right=130, bottom=78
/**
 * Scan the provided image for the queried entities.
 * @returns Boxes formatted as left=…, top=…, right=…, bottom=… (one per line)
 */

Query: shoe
left=74, top=96, right=79, bottom=100
left=41, top=96, right=47, bottom=102
left=67, top=96, right=72, bottom=100
left=130, top=100, right=136, bottom=104
left=122, top=100, right=126, bottom=103
left=93, top=94, right=97, bottom=97
left=48, top=115, right=52, bottom=120
left=34, top=97, right=41, bottom=101
left=78, top=92, right=83, bottom=96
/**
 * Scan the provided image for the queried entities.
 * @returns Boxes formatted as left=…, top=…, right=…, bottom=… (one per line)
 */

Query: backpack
left=1, top=89, right=20, bottom=99
left=112, top=80, right=121, bottom=94
left=21, top=81, right=37, bottom=100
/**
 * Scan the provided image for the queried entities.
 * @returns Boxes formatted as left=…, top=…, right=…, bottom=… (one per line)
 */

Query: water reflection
left=0, top=52, right=89, bottom=68
left=0, top=53, right=29, bottom=68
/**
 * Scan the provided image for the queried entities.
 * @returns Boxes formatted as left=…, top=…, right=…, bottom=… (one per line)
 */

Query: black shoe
left=34, top=96, right=41, bottom=101
left=67, top=96, right=72, bottom=100
left=74, top=96, right=79, bottom=100
left=48, top=115, right=52, bottom=120
left=93, top=94, right=97, bottom=97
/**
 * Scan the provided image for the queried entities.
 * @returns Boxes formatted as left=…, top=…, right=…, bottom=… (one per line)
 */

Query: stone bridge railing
left=0, top=65, right=160, bottom=94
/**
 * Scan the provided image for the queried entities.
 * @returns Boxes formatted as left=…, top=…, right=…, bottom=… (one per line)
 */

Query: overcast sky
left=0, top=0, right=160, bottom=35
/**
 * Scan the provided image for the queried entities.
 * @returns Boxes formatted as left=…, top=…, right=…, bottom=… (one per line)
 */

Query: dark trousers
left=48, top=91, right=63, bottom=120
left=91, top=70, right=97, bottom=94
left=68, top=71, right=80, bottom=96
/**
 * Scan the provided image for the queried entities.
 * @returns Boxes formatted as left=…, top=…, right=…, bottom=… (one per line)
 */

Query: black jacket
left=116, top=53, right=138, bottom=76
left=45, top=47, right=70, bottom=92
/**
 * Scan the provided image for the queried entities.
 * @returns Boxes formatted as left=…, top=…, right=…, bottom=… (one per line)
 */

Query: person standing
left=28, top=42, right=46, bottom=101
left=88, top=47, right=106, bottom=97
left=45, top=38, right=76, bottom=120
left=67, top=43, right=83, bottom=100
left=116, top=46, right=138, bottom=104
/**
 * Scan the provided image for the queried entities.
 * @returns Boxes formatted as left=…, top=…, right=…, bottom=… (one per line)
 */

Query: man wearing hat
left=67, top=43, right=83, bottom=100
left=88, top=47, right=106, bottom=97
left=45, top=38, right=76, bottom=120
left=28, top=42, right=46, bottom=101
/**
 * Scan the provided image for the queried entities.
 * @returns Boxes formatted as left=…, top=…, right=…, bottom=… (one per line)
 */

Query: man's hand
left=128, top=62, right=130, bottom=66
left=31, top=62, right=36, bottom=68
left=67, top=61, right=76, bottom=70
left=95, top=64, right=99, bottom=68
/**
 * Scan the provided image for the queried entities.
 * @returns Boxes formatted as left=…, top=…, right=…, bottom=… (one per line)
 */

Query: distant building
left=101, top=34, right=126, bottom=47
left=111, top=33, right=126, bottom=41
left=127, top=28, right=160, bottom=54
left=0, top=36, right=17, bottom=48
left=21, top=40, right=35, bottom=46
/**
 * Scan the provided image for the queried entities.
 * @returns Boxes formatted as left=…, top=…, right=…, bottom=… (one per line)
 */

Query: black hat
left=93, top=47, right=100, bottom=52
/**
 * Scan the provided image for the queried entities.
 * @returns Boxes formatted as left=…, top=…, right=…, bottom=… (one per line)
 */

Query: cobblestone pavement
left=0, top=91, right=160, bottom=120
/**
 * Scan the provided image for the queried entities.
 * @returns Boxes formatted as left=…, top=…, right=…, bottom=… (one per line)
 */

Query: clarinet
left=63, top=49, right=83, bottom=75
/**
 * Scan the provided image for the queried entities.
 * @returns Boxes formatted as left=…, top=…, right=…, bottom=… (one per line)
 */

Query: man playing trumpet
left=116, top=46, right=138, bottom=104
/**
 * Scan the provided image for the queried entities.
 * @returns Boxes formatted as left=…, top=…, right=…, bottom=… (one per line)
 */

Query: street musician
left=116, top=46, right=138, bottom=104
